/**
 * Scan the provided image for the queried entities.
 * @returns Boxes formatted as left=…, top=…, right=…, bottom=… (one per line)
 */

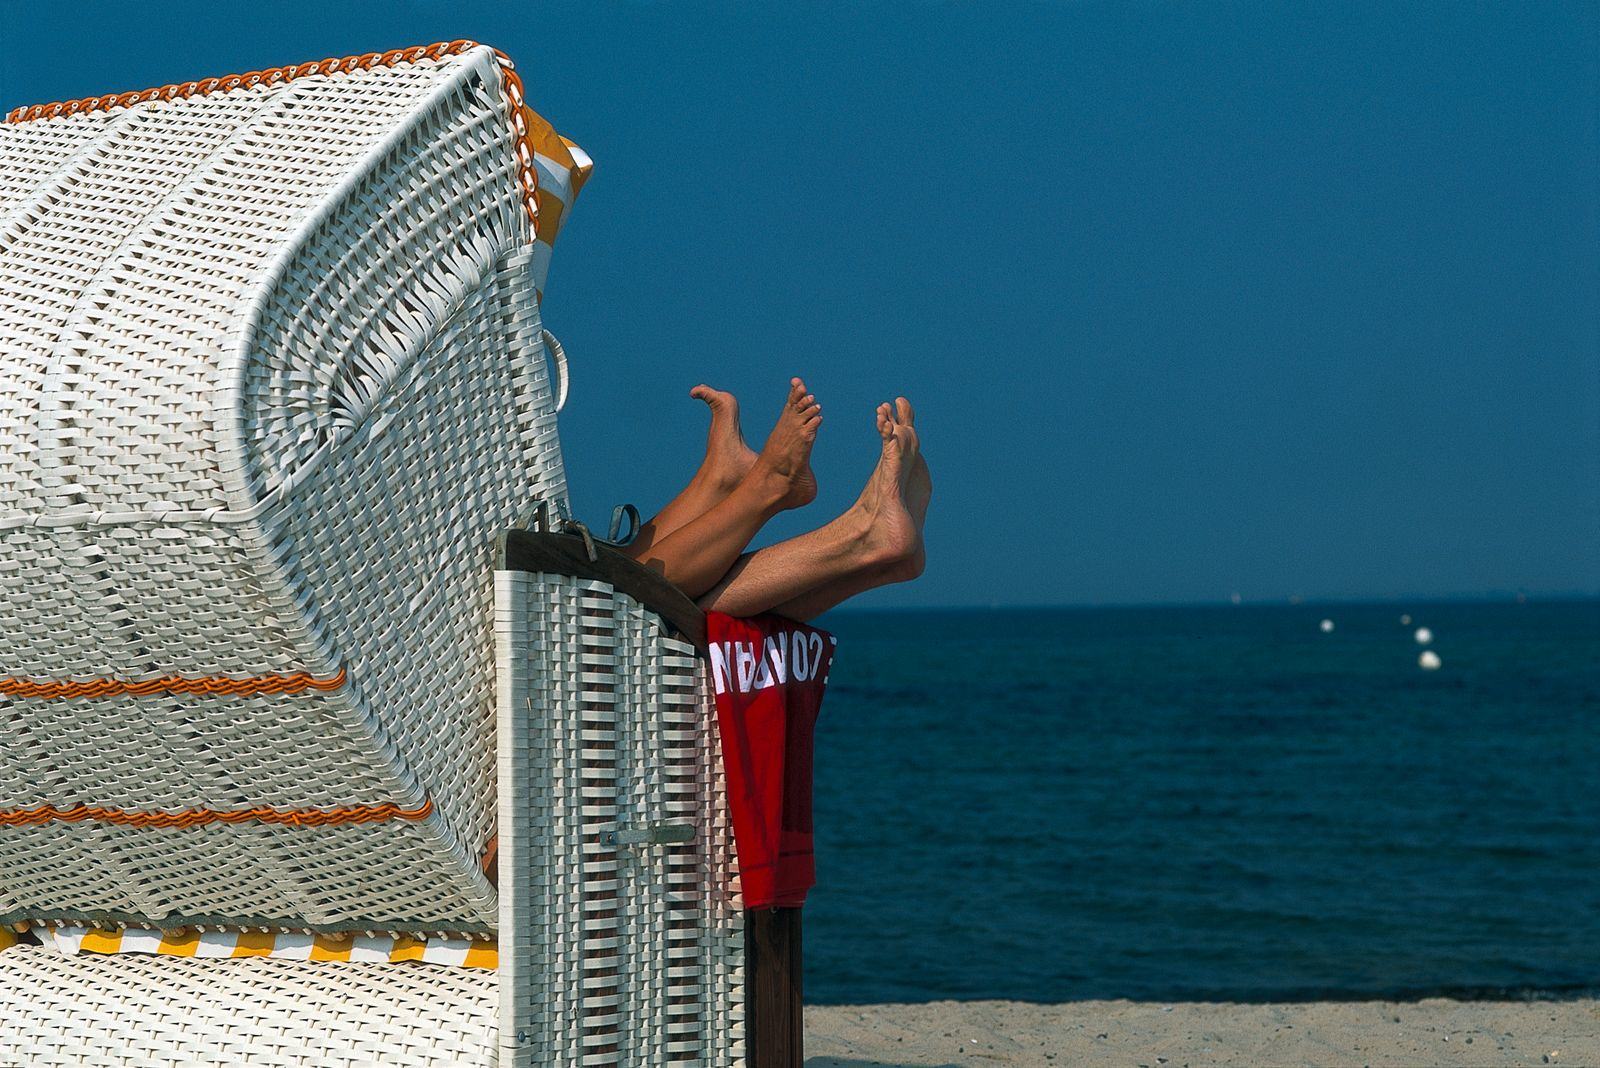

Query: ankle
left=828, top=501, right=876, bottom=551
left=851, top=499, right=920, bottom=569
left=690, top=464, right=742, bottom=497
left=743, top=458, right=800, bottom=509
left=731, top=464, right=792, bottom=516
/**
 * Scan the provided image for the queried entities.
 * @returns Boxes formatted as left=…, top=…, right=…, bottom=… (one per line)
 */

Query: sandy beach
left=807, top=998, right=1600, bottom=1067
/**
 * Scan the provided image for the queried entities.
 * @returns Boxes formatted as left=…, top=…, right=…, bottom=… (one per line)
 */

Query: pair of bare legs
left=622, top=379, right=930, bottom=622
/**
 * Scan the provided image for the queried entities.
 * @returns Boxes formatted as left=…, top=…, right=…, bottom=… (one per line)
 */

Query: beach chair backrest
left=0, top=42, right=586, bottom=933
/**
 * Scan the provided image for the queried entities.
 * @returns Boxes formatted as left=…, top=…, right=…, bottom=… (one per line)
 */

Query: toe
left=895, top=397, right=914, bottom=426
left=893, top=424, right=920, bottom=466
left=692, top=384, right=731, bottom=409
left=788, top=378, right=807, bottom=406
left=876, top=403, right=893, bottom=438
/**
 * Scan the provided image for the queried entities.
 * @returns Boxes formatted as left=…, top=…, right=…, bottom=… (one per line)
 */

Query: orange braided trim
left=0, top=668, right=346, bottom=700
left=0, top=798, right=433, bottom=829
left=3, top=40, right=543, bottom=231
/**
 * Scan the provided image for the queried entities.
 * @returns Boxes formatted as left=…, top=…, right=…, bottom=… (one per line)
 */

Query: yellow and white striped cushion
left=35, top=924, right=496, bottom=969
left=525, top=110, right=593, bottom=297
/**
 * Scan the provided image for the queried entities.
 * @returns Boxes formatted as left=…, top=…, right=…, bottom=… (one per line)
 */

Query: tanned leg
left=631, top=378, right=821, bottom=598
left=624, top=385, right=756, bottom=558
left=697, top=398, right=928, bottom=619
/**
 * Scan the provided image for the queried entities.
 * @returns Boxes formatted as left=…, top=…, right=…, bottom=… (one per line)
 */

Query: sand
left=806, top=998, right=1600, bottom=1067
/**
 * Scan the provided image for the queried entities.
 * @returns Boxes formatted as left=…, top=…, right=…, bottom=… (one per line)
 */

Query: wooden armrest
left=495, top=529, right=707, bottom=648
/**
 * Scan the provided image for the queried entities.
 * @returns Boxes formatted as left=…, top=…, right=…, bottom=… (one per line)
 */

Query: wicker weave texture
left=0, top=945, right=498, bottom=1067
left=497, top=572, right=745, bottom=1067
left=0, top=45, right=569, bottom=928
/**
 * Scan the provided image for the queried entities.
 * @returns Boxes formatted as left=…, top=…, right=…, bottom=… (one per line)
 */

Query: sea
left=806, top=599, right=1600, bottom=1005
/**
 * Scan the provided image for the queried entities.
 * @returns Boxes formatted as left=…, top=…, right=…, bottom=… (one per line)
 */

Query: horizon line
left=828, top=591, right=1600, bottom=614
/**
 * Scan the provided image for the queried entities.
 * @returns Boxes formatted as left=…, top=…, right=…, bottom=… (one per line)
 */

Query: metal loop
left=542, top=329, right=569, bottom=413
left=607, top=504, right=641, bottom=546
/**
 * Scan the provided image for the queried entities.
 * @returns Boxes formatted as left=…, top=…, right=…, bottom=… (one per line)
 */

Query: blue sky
left=4, top=2, right=1596, bottom=607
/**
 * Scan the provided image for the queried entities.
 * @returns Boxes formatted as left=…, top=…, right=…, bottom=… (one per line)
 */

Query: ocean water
left=806, top=600, right=1600, bottom=1004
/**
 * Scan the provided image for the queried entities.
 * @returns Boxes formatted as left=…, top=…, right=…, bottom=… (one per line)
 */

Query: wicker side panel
left=0, top=945, right=497, bottom=1067
left=257, top=247, right=562, bottom=892
left=496, top=572, right=744, bottom=1067
left=0, top=522, right=310, bottom=678
left=0, top=816, right=495, bottom=931
left=243, top=51, right=566, bottom=883
left=0, top=687, right=398, bottom=810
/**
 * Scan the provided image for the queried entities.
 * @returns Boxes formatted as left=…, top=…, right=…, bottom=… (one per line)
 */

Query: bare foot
left=689, top=384, right=756, bottom=491
left=748, top=377, right=822, bottom=509
left=852, top=399, right=923, bottom=577
left=894, top=397, right=932, bottom=524
left=894, top=398, right=930, bottom=580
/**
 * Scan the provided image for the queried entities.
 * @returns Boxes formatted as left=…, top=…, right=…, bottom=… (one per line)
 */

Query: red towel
left=705, top=611, right=835, bottom=909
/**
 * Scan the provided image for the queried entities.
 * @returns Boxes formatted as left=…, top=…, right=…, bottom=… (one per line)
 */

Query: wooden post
left=746, top=907, right=803, bottom=1067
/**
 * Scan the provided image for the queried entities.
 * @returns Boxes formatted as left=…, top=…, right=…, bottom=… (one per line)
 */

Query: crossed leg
left=623, top=386, right=756, bottom=557
left=697, top=398, right=930, bottom=622
left=624, top=379, right=821, bottom=598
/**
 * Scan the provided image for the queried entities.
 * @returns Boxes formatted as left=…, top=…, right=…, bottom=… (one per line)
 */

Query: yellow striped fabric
left=38, top=925, right=497, bottom=969
left=524, top=107, right=593, bottom=299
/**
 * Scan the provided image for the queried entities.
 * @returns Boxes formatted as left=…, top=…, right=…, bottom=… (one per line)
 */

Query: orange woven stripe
left=0, top=668, right=347, bottom=700
left=0, top=798, right=433, bottom=829
left=2, top=40, right=544, bottom=231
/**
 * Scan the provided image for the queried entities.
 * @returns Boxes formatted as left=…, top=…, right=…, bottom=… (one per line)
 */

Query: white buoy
left=1400, top=614, right=1412, bottom=625
left=1419, top=650, right=1441, bottom=670
left=1414, top=626, right=1433, bottom=645
left=1320, top=619, right=1335, bottom=633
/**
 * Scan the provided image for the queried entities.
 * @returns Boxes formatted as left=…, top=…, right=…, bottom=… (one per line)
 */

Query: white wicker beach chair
left=0, top=42, right=750, bottom=1066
